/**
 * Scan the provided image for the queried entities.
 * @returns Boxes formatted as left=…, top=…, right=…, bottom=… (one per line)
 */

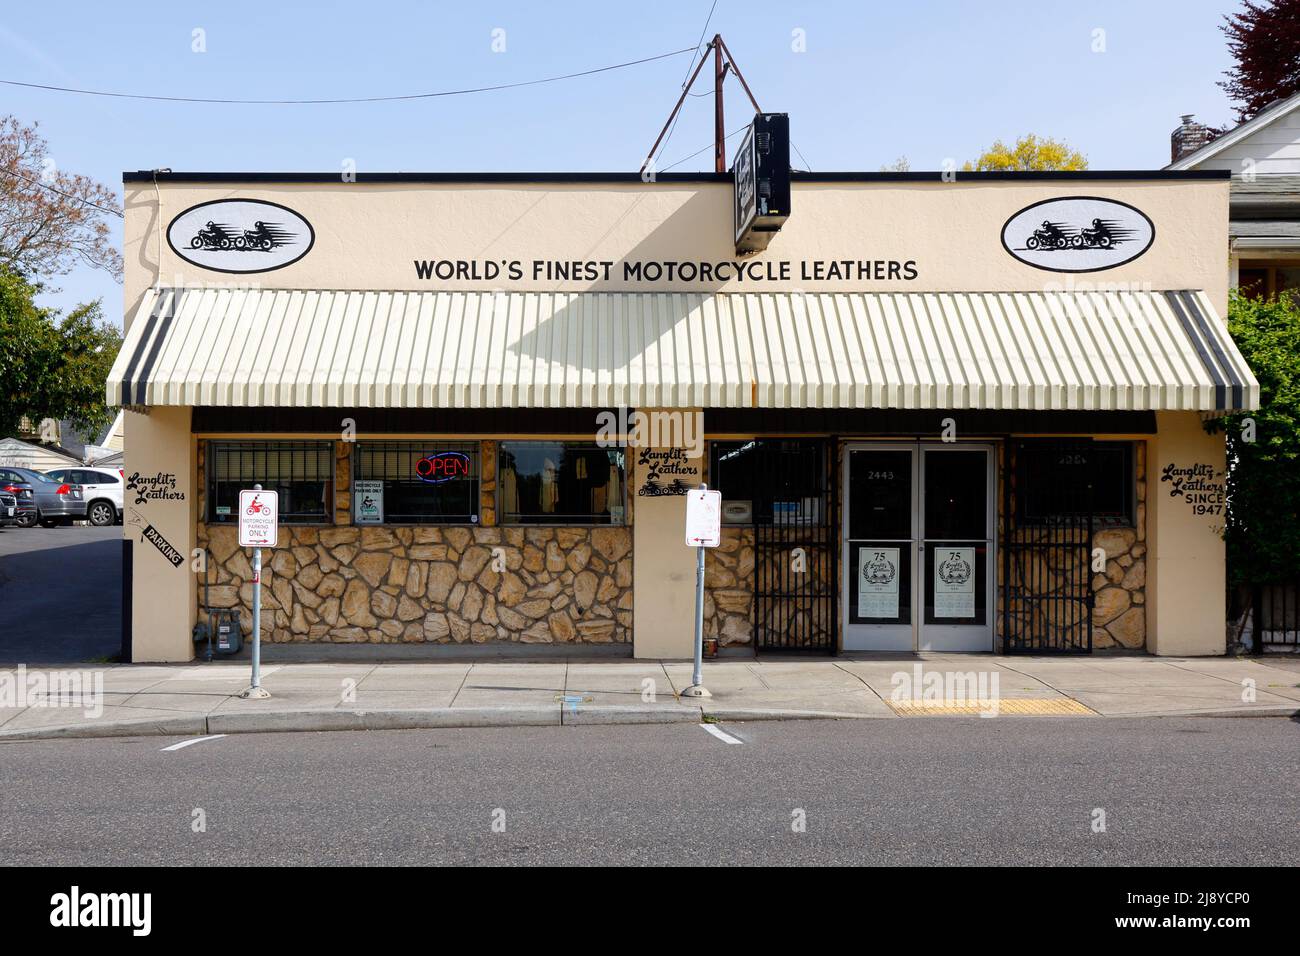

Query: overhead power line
left=682, top=0, right=721, bottom=88
left=656, top=0, right=722, bottom=165
left=660, top=124, right=749, bottom=173
left=0, top=166, right=123, bottom=218
left=0, top=47, right=695, bottom=105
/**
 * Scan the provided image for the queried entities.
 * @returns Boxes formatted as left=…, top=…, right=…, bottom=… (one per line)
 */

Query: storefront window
left=709, top=439, right=828, bottom=525
left=207, top=441, right=333, bottom=524
left=353, top=441, right=479, bottom=524
left=498, top=442, right=625, bottom=525
left=1016, top=440, right=1135, bottom=526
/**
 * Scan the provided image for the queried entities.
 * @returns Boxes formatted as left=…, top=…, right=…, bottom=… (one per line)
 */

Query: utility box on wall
left=732, top=112, right=791, bottom=255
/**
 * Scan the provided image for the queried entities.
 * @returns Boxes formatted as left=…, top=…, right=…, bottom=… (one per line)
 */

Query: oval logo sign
left=1001, top=196, right=1154, bottom=273
left=167, top=199, right=314, bottom=274
left=415, top=451, right=471, bottom=484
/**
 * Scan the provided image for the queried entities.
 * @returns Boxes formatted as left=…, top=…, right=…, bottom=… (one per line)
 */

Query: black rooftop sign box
left=732, top=112, right=791, bottom=255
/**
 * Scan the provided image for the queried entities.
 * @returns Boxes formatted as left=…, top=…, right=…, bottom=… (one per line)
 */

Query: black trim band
left=192, top=406, right=1157, bottom=436
left=123, top=169, right=1231, bottom=184
left=132, top=294, right=177, bottom=405
left=1178, top=291, right=1246, bottom=411
left=117, top=297, right=163, bottom=406
left=194, top=406, right=630, bottom=435
left=1165, top=292, right=1230, bottom=410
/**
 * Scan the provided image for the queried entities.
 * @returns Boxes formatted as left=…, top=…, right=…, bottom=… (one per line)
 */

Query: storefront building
left=110, top=163, right=1256, bottom=662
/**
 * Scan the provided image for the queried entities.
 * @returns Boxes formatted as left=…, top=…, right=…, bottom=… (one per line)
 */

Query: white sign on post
left=684, top=488, right=722, bottom=548
left=238, top=489, right=279, bottom=548
left=353, top=480, right=384, bottom=524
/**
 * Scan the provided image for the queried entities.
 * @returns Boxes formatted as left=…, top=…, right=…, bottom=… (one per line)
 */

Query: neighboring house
left=79, top=411, right=127, bottom=467
left=101, top=410, right=125, bottom=452
left=0, top=436, right=82, bottom=472
left=1167, top=92, right=1300, bottom=298
left=7, top=411, right=126, bottom=469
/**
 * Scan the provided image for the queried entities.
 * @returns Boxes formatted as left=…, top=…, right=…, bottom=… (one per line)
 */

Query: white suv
left=45, top=467, right=124, bottom=526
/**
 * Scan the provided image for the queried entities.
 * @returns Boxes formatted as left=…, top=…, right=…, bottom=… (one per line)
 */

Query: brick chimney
left=1171, top=114, right=1215, bottom=163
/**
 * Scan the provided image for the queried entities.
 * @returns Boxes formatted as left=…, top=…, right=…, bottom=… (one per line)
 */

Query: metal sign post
left=237, top=484, right=278, bottom=700
left=683, top=485, right=722, bottom=698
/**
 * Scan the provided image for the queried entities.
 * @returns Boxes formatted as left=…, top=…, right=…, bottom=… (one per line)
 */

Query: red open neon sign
left=416, top=451, right=471, bottom=483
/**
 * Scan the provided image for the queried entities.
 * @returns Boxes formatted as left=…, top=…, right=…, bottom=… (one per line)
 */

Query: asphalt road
left=0, top=717, right=1295, bottom=866
left=0, top=525, right=121, bottom=664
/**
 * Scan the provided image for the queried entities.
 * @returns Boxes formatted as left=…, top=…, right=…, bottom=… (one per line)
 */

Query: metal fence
left=747, top=440, right=837, bottom=653
left=1001, top=439, right=1095, bottom=654
left=1246, top=579, right=1300, bottom=652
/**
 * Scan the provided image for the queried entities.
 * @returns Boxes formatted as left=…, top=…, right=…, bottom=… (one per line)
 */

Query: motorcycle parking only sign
left=353, top=480, right=384, bottom=524
left=684, top=488, right=722, bottom=548
left=238, top=489, right=279, bottom=548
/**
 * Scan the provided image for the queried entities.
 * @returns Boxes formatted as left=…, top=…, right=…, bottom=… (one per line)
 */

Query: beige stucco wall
left=1146, top=411, right=1228, bottom=656
left=123, top=178, right=1230, bottom=332
left=123, top=406, right=197, bottom=662
left=630, top=412, right=705, bottom=658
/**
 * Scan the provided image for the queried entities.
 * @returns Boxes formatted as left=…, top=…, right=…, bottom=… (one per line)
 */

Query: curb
left=561, top=704, right=703, bottom=725
left=1148, top=705, right=1300, bottom=719
left=0, top=702, right=1295, bottom=742
left=702, top=707, right=887, bottom=721
left=0, top=715, right=208, bottom=741
left=206, top=706, right=562, bottom=735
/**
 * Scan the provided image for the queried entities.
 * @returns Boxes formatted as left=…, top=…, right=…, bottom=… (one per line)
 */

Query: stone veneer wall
left=702, top=527, right=755, bottom=645
left=1090, top=441, right=1147, bottom=649
left=196, top=439, right=632, bottom=645
left=999, top=441, right=1148, bottom=650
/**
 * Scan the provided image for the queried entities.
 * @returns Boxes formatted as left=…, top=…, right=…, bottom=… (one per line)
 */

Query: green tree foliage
left=962, top=134, right=1087, bottom=172
left=0, top=267, right=121, bottom=439
left=1209, top=291, right=1300, bottom=585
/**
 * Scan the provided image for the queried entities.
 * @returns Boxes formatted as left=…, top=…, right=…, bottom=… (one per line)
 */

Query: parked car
left=44, top=466, right=124, bottom=527
left=0, top=491, right=17, bottom=528
left=0, top=466, right=85, bottom=527
left=0, top=474, right=38, bottom=527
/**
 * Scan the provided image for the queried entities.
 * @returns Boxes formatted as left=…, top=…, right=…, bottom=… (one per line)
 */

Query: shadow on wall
left=123, top=189, right=164, bottom=326
left=507, top=188, right=739, bottom=375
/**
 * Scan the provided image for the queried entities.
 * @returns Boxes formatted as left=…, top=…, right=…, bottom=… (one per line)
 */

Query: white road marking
left=700, top=723, right=742, bottom=745
left=161, top=734, right=227, bottom=752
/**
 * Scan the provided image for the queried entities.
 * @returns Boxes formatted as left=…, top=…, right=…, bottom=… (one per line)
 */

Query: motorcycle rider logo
left=189, top=220, right=297, bottom=252
left=1023, top=218, right=1136, bottom=253
left=245, top=494, right=268, bottom=515
left=1002, top=197, right=1155, bottom=273
left=1071, top=218, right=1133, bottom=249
left=1025, top=220, right=1071, bottom=251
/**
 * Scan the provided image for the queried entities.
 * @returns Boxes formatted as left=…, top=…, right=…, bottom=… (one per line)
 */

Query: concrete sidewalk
left=1, top=655, right=1297, bottom=741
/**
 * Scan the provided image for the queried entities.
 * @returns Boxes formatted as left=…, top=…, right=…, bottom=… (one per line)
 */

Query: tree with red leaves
left=1220, top=0, right=1300, bottom=123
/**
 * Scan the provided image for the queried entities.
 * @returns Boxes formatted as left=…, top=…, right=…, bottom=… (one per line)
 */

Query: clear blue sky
left=1, top=0, right=1242, bottom=323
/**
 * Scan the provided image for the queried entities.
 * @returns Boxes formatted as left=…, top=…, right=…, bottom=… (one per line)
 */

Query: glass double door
left=842, top=444, right=994, bottom=652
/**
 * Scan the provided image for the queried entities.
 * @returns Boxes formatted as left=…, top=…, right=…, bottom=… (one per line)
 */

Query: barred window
left=207, top=441, right=333, bottom=524
left=499, top=442, right=625, bottom=525
left=1016, top=440, right=1135, bottom=526
left=709, top=439, right=828, bottom=525
left=352, top=441, right=480, bottom=525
